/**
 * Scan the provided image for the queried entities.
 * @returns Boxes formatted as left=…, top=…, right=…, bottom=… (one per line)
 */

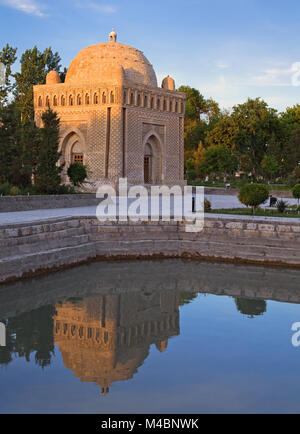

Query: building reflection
left=53, top=291, right=180, bottom=394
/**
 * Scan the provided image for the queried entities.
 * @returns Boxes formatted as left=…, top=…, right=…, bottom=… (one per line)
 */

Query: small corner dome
left=162, top=75, right=175, bottom=91
left=46, top=70, right=61, bottom=85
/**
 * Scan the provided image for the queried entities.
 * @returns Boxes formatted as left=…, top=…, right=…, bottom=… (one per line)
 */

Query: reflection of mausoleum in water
left=53, top=291, right=180, bottom=394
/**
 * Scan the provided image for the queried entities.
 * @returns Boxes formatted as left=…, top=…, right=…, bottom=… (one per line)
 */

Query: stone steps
left=0, top=242, right=96, bottom=282
left=0, top=233, right=90, bottom=258
left=0, top=219, right=81, bottom=239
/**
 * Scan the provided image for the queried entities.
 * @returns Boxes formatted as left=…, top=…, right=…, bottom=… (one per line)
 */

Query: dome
left=46, top=70, right=61, bottom=85
left=65, top=41, right=158, bottom=87
left=162, top=75, right=175, bottom=91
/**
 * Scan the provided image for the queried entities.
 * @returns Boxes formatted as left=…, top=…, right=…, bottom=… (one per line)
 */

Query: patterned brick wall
left=34, top=81, right=186, bottom=190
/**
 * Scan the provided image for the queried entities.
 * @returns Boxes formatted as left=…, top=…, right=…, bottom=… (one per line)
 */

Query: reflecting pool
left=1, top=259, right=300, bottom=414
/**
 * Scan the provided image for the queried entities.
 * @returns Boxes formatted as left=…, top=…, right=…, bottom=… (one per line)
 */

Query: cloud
left=251, top=66, right=295, bottom=87
left=0, top=0, right=46, bottom=16
left=216, top=61, right=229, bottom=70
left=76, top=1, right=117, bottom=14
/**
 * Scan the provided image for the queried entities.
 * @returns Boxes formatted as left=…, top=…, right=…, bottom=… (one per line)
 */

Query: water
left=0, top=259, right=300, bottom=414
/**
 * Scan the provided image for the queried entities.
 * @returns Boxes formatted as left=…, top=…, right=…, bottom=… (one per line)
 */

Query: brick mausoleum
left=33, top=30, right=186, bottom=191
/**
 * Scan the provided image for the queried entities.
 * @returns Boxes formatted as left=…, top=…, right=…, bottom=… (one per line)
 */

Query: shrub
left=57, top=184, right=76, bottom=195
left=292, top=184, right=300, bottom=205
left=187, top=169, right=197, bottom=181
left=204, top=198, right=211, bottom=212
left=238, top=184, right=269, bottom=212
left=277, top=200, right=288, bottom=213
left=0, top=182, right=11, bottom=196
left=67, top=163, right=87, bottom=187
left=10, top=186, right=20, bottom=196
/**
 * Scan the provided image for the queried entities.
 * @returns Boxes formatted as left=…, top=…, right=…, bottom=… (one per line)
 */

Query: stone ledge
left=0, top=215, right=300, bottom=283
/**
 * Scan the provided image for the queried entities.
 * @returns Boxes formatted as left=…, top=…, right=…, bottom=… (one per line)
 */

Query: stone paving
left=0, top=194, right=299, bottom=226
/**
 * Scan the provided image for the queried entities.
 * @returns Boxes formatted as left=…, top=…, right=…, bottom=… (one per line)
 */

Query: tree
left=35, top=108, right=62, bottom=194
left=280, top=104, right=300, bottom=135
left=178, top=86, right=208, bottom=121
left=14, top=46, right=62, bottom=123
left=261, top=154, right=279, bottom=181
left=200, top=145, right=238, bottom=180
left=238, top=184, right=269, bottom=212
left=205, top=113, right=238, bottom=150
left=285, top=127, right=300, bottom=174
left=235, top=298, right=266, bottom=317
left=292, top=184, right=300, bottom=205
left=231, top=98, right=280, bottom=177
left=0, top=44, right=17, bottom=105
left=0, top=103, right=22, bottom=185
left=178, top=85, right=219, bottom=154
left=67, top=163, right=87, bottom=187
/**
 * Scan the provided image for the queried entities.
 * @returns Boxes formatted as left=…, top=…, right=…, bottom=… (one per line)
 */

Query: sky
left=1, top=0, right=300, bottom=111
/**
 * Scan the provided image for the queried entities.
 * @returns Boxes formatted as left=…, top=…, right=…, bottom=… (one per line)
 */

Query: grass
left=188, top=180, right=292, bottom=191
left=208, top=207, right=300, bottom=218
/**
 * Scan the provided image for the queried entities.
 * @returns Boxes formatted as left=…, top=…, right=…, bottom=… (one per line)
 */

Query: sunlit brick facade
left=34, top=31, right=186, bottom=191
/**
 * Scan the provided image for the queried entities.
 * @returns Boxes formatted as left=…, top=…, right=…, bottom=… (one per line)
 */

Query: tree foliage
left=238, top=184, right=269, bottom=210
left=199, top=145, right=238, bottom=178
left=67, top=163, right=87, bottom=187
left=292, top=184, right=300, bottom=204
left=0, top=44, right=17, bottom=104
left=35, top=109, right=62, bottom=194
left=14, top=46, right=61, bottom=123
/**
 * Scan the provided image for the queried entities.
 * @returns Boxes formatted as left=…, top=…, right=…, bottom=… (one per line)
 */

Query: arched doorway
left=144, top=143, right=152, bottom=184
left=143, top=135, right=163, bottom=184
left=60, top=130, right=86, bottom=183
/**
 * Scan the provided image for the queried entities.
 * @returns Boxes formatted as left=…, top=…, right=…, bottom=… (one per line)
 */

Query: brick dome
left=46, top=70, right=61, bottom=84
left=65, top=41, right=158, bottom=87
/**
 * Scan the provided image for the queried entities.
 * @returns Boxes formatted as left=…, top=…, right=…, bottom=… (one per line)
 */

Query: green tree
left=284, top=127, right=300, bottom=174
left=238, top=184, right=269, bottom=212
left=292, top=184, right=300, bottom=205
left=35, top=108, right=62, bottom=194
left=280, top=104, right=300, bottom=135
left=0, top=44, right=17, bottom=105
left=205, top=112, right=238, bottom=149
left=14, top=46, right=61, bottom=123
left=232, top=98, right=280, bottom=177
left=261, top=154, right=279, bottom=181
left=0, top=103, right=22, bottom=185
left=178, top=85, right=220, bottom=155
left=200, top=145, right=238, bottom=180
left=67, top=163, right=87, bottom=187
left=235, top=298, right=266, bottom=318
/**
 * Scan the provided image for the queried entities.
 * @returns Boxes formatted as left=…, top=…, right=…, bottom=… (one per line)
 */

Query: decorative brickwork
left=33, top=32, right=186, bottom=190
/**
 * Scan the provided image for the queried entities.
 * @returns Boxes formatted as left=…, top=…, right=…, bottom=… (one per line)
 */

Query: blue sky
left=1, top=0, right=300, bottom=111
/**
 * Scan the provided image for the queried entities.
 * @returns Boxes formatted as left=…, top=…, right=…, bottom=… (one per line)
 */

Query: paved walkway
left=0, top=195, right=299, bottom=226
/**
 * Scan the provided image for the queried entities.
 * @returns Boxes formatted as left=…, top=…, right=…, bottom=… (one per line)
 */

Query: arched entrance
left=59, top=130, right=86, bottom=183
left=143, top=134, right=163, bottom=184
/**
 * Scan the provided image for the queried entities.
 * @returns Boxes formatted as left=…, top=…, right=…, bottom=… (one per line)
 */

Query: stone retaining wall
left=0, top=216, right=300, bottom=283
left=0, top=194, right=99, bottom=212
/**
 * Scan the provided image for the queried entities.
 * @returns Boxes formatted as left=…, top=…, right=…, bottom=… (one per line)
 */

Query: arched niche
left=59, top=129, right=86, bottom=182
left=143, top=133, right=163, bottom=184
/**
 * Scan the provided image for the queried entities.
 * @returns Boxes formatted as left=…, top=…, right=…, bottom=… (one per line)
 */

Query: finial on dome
left=109, top=28, right=117, bottom=42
